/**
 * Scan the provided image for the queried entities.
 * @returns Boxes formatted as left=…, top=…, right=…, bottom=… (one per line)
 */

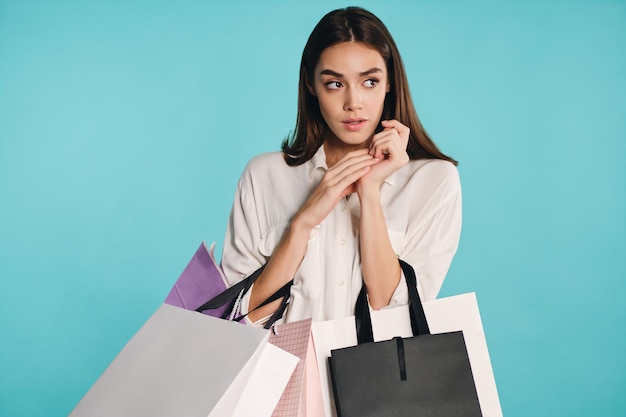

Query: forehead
left=315, top=41, right=386, bottom=76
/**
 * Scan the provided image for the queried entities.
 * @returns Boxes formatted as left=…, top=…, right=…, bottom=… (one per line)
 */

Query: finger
left=333, top=163, right=375, bottom=193
left=374, top=121, right=410, bottom=157
left=381, top=120, right=410, bottom=147
left=373, top=140, right=392, bottom=160
left=329, top=153, right=377, bottom=176
left=380, top=119, right=410, bottom=136
left=370, top=132, right=397, bottom=159
left=333, top=148, right=370, bottom=165
left=330, top=157, right=380, bottom=187
left=369, top=129, right=396, bottom=156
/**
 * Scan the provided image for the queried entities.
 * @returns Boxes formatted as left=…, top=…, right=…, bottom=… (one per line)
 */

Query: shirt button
left=341, top=205, right=347, bottom=212
left=338, top=280, right=345, bottom=286
left=339, top=239, right=346, bottom=246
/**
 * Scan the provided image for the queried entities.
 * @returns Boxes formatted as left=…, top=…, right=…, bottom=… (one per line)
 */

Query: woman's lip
left=342, top=119, right=368, bottom=131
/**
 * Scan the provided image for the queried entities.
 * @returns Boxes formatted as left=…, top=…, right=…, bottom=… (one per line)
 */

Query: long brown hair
left=282, top=7, right=457, bottom=166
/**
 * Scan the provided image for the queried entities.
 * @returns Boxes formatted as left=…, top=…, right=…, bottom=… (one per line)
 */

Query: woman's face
left=310, top=41, right=389, bottom=150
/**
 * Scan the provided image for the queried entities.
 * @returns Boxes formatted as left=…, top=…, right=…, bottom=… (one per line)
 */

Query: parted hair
left=282, top=6, right=457, bottom=166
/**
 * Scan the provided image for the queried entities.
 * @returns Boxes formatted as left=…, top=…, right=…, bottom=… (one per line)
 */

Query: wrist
left=357, top=183, right=382, bottom=205
left=289, top=214, right=316, bottom=237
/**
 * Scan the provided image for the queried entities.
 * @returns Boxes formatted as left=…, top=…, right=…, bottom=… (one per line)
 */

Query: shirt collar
left=307, top=143, right=397, bottom=186
left=384, top=170, right=397, bottom=186
left=307, top=145, right=328, bottom=180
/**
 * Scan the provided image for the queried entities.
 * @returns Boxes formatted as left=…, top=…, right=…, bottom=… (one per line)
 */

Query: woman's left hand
left=357, top=119, right=410, bottom=194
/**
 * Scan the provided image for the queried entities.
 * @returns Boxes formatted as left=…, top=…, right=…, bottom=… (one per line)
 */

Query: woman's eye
left=364, top=79, right=379, bottom=88
left=326, top=81, right=343, bottom=90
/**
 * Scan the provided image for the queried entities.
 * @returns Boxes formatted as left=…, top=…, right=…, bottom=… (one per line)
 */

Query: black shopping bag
left=328, top=260, right=482, bottom=417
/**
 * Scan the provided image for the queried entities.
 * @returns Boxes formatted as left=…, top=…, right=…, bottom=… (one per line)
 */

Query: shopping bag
left=312, top=262, right=502, bottom=417
left=69, top=303, right=299, bottom=417
left=163, top=241, right=230, bottom=319
left=166, top=241, right=292, bottom=329
left=327, top=259, right=481, bottom=417
left=299, top=334, right=326, bottom=416
left=269, top=319, right=325, bottom=417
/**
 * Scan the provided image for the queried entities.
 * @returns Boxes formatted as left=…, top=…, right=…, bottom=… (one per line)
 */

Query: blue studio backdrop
left=0, top=1, right=624, bottom=416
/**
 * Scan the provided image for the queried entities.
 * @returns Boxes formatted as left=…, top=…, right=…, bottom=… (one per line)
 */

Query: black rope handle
left=231, top=279, right=293, bottom=329
left=355, top=259, right=430, bottom=345
left=194, top=265, right=266, bottom=313
left=194, top=264, right=293, bottom=329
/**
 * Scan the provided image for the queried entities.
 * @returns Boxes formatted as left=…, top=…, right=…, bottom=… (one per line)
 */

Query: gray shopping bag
left=69, top=304, right=298, bottom=417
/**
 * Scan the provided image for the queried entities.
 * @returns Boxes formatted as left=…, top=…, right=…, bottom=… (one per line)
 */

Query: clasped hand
left=293, top=119, right=410, bottom=230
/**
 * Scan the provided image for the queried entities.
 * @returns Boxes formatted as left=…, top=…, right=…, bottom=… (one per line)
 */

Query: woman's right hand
left=248, top=148, right=377, bottom=320
left=248, top=149, right=375, bottom=318
left=292, top=148, right=379, bottom=230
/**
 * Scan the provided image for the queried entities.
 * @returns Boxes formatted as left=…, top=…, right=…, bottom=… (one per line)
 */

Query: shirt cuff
left=239, top=283, right=273, bottom=327
left=381, top=269, right=410, bottom=309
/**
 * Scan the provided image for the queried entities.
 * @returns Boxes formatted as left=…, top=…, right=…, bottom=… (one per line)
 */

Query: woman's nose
left=343, top=87, right=363, bottom=111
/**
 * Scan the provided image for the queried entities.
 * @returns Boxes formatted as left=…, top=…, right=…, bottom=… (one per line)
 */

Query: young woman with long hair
left=221, top=7, right=461, bottom=325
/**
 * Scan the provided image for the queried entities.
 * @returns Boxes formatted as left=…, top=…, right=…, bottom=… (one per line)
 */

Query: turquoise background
left=1, top=1, right=624, bottom=416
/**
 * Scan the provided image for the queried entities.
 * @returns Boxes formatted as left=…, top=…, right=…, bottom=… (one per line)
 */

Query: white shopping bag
left=70, top=303, right=299, bottom=417
left=311, top=293, right=502, bottom=417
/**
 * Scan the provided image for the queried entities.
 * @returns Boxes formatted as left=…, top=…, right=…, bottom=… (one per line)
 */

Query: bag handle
left=355, top=259, right=430, bottom=344
left=231, top=279, right=293, bottom=329
left=195, top=264, right=293, bottom=329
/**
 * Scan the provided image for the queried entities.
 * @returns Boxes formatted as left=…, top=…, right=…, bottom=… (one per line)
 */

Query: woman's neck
left=323, top=136, right=370, bottom=168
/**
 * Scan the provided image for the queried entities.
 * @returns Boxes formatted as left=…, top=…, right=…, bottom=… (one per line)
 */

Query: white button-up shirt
left=221, top=145, right=462, bottom=324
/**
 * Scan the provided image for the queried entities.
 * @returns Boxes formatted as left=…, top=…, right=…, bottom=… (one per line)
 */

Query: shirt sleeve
left=221, top=167, right=267, bottom=321
left=389, top=161, right=462, bottom=304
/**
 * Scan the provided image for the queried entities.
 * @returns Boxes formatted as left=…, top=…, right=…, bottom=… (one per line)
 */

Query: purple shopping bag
left=164, top=242, right=230, bottom=319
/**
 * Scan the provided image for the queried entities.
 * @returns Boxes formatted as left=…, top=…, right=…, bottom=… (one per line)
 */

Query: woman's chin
left=327, top=129, right=375, bottom=148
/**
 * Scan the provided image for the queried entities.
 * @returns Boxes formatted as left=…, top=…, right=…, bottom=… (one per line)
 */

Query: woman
left=221, top=7, right=461, bottom=325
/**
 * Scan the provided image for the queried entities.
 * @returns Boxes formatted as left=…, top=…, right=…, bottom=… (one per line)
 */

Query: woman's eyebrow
left=319, top=69, right=343, bottom=77
left=319, top=67, right=383, bottom=77
left=360, top=67, right=383, bottom=76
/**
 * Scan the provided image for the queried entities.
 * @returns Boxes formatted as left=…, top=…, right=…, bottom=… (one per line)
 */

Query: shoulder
left=402, top=159, right=460, bottom=189
left=243, top=152, right=287, bottom=173
left=392, top=159, right=461, bottom=211
left=239, top=152, right=289, bottom=181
